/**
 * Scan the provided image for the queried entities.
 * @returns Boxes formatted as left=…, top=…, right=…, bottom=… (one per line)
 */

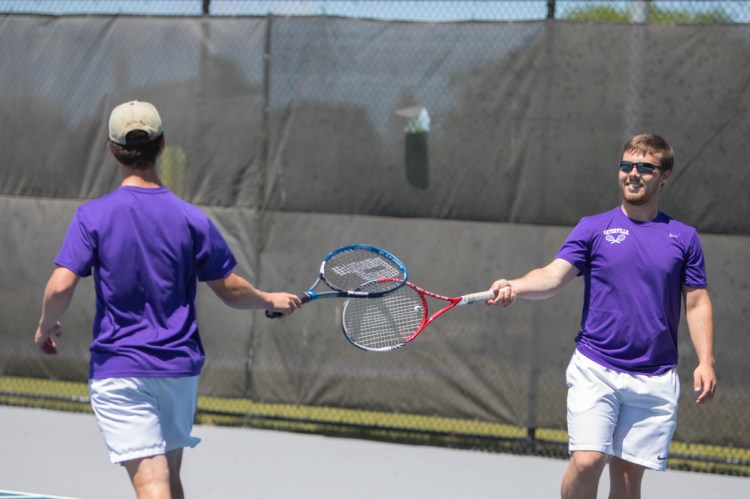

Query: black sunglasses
left=619, top=161, right=660, bottom=174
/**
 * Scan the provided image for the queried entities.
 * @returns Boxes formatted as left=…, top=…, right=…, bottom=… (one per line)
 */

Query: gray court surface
left=1, top=406, right=747, bottom=499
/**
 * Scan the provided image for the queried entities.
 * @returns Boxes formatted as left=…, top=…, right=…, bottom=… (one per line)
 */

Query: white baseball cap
left=108, top=100, right=163, bottom=145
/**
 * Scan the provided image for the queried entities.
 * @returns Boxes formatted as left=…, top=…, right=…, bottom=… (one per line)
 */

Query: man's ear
left=660, top=168, right=672, bottom=188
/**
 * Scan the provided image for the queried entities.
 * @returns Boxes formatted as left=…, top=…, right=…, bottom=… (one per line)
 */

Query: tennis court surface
left=1, top=405, right=747, bottom=498
left=0, top=492, right=80, bottom=499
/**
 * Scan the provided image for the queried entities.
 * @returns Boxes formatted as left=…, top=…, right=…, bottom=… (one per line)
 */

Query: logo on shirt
left=603, top=228, right=629, bottom=244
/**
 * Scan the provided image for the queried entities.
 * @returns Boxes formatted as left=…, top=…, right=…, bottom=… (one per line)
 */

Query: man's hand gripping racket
left=341, top=279, right=504, bottom=352
left=265, top=244, right=408, bottom=318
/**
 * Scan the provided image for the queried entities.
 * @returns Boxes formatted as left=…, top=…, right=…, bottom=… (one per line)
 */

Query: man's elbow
left=46, top=273, right=79, bottom=297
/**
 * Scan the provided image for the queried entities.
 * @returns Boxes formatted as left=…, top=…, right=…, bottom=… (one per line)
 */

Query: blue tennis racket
left=265, top=244, right=407, bottom=318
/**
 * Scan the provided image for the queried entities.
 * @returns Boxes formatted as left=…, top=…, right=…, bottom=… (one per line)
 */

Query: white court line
left=0, top=490, right=82, bottom=499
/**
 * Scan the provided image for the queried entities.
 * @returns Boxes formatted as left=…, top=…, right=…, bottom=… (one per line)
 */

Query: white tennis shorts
left=565, top=350, right=679, bottom=471
left=89, top=376, right=202, bottom=464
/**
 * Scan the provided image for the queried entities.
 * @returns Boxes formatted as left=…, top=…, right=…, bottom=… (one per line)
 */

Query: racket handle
left=459, top=290, right=496, bottom=305
left=264, top=292, right=312, bottom=319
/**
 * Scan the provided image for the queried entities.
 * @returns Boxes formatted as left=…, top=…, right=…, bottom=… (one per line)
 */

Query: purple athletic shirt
left=555, top=207, right=707, bottom=375
left=55, top=186, right=237, bottom=379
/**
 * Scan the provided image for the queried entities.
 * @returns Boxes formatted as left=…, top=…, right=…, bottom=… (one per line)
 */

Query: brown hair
left=623, top=134, right=674, bottom=172
left=108, top=130, right=164, bottom=170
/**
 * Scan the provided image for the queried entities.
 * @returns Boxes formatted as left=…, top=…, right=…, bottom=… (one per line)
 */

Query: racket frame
left=308, top=244, right=407, bottom=301
left=265, top=244, right=407, bottom=318
left=342, top=278, right=495, bottom=351
left=407, top=283, right=495, bottom=337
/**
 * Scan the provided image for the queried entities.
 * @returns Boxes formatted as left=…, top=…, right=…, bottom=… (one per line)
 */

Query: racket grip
left=459, top=290, right=496, bottom=305
left=264, top=292, right=312, bottom=319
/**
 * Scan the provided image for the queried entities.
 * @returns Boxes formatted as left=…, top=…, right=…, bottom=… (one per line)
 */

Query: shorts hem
left=568, top=447, right=666, bottom=471
left=110, top=437, right=202, bottom=464
left=110, top=443, right=166, bottom=464
left=619, top=452, right=668, bottom=472
left=569, top=444, right=611, bottom=455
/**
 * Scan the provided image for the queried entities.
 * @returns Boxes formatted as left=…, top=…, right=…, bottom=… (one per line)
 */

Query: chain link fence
left=2, top=0, right=750, bottom=22
left=2, top=0, right=750, bottom=475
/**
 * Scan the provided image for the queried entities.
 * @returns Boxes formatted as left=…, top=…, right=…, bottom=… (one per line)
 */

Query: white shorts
left=565, top=350, right=679, bottom=471
left=89, top=376, right=202, bottom=464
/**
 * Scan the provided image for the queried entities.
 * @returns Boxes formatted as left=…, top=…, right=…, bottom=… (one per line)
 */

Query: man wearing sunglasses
left=487, top=134, right=716, bottom=498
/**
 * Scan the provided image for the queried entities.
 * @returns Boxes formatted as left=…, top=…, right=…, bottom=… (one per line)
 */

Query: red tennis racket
left=341, top=278, right=497, bottom=352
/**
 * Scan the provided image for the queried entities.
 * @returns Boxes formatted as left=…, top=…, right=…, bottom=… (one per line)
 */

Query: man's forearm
left=685, top=288, right=715, bottom=366
left=38, top=267, right=79, bottom=329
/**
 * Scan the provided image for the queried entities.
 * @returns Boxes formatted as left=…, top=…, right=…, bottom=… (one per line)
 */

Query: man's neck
left=620, top=202, right=659, bottom=221
left=119, top=164, right=162, bottom=188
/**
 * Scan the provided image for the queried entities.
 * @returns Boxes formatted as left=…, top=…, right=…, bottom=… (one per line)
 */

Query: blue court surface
left=1, top=405, right=747, bottom=498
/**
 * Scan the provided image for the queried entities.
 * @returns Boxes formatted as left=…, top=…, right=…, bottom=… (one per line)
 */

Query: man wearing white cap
left=34, top=100, right=302, bottom=498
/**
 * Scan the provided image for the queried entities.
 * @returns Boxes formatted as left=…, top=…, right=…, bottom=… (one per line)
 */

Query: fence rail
left=1, top=1, right=750, bottom=23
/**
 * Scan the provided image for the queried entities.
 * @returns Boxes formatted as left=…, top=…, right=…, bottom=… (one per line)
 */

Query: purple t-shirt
left=556, top=207, right=707, bottom=375
left=55, top=186, right=237, bottom=379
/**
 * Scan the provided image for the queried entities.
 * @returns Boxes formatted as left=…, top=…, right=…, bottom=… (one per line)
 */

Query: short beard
left=622, top=187, right=648, bottom=205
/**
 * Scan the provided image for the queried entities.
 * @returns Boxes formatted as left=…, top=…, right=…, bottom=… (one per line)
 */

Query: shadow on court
left=0, top=406, right=746, bottom=498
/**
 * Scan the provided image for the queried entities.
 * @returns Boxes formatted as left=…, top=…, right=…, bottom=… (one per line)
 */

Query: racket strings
left=324, top=249, right=405, bottom=291
left=343, top=286, right=425, bottom=351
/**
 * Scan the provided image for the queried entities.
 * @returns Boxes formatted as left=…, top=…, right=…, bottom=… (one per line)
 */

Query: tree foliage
left=563, top=4, right=732, bottom=24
